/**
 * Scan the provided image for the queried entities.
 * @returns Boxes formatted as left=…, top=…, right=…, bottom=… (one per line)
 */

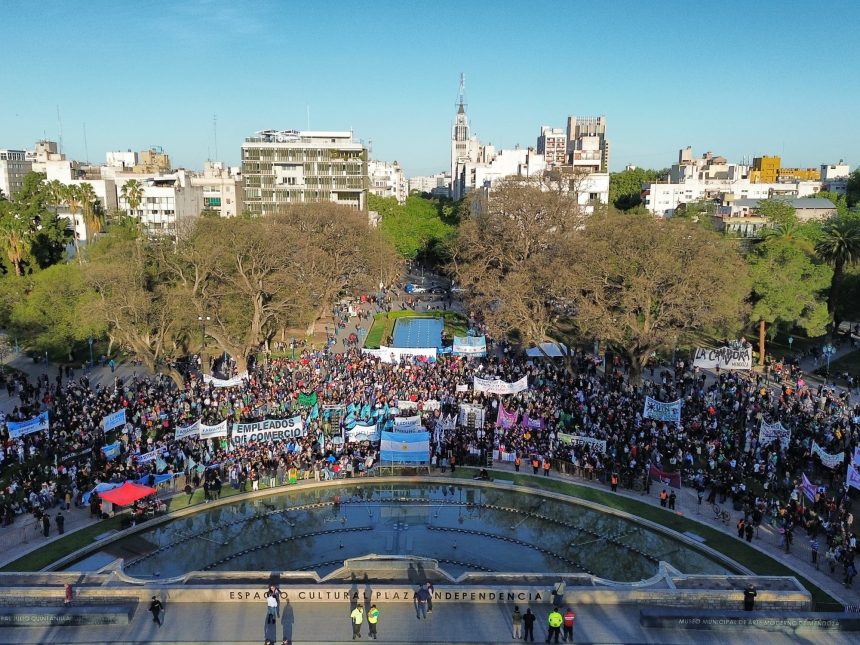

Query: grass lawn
left=814, top=348, right=860, bottom=382
left=364, top=310, right=468, bottom=349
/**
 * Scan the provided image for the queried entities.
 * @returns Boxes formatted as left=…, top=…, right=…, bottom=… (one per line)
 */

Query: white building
left=189, top=161, right=244, bottom=218
left=408, top=172, right=451, bottom=197
left=368, top=160, right=407, bottom=203
left=820, top=161, right=851, bottom=194
left=643, top=147, right=823, bottom=217
left=241, top=129, right=368, bottom=214
left=536, top=127, right=567, bottom=167
left=0, top=149, right=32, bottom=198
left=566, top=116, right=609, bottom=173
left=105, top=150, right=138, bottom=170
left=116, top=172, right=203, bottom=237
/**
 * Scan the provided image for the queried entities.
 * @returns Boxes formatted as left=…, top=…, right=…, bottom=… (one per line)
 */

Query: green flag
left=298, top=391, right=318, bottom=407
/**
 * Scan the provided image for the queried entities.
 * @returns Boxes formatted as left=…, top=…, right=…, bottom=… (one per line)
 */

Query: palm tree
left=46, top=179, right=65, bottom=214
left=815, top=216, right=860, bottom=324
left=761, top=221, right=815, bottom=255
left=78, top=182, right=103, bottom=243
left=121, top=179, right=144, bottom=220
left=62, top=184, right=83, bottom=262
left=0, top=208, right=30, bottom=276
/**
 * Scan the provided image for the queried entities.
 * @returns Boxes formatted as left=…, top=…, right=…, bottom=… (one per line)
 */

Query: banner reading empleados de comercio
left=230, top=416, right=306, bottom=446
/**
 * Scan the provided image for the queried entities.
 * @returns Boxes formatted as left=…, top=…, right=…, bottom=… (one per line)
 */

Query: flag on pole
left=800, top=473, right=817, bottom=503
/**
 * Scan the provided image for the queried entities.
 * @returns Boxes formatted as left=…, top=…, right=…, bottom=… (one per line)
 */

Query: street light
left=787, top=336, right=794, bottom=352
left=198, top=315, right=211, bottom=371
left=88, top=337, right=94, bottom=368
left=291, top=337, right=296, bottom=360
left=823, top=343, right=835, bottom=382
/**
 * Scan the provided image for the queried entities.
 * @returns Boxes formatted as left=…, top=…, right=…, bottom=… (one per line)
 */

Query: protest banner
left=203, top=372, right=248, bottom=388
left=693, top=346, right=753, bottom=370
left=231, top=416, right=305, bottom=446
left=174, top=420, right=200, bottom=440
left=848, top=463, right=860, bottom=491
left=473, top=375, right=528, bottom=395
left=556, top=433, right=607, bottom=454
left=759, top=420, right=791, bottom=450
left=102, top=409, right=126, bottom=432
left=198, top=420, right=229, bottom=440
left=393, top=415, right=422, bottom=432
left=101, top=442, right=121, bottom=461
left=347, top=423, right=380, bottom=443
left=453, top=335, right=487, bottom=357
left=521, top=414, right=545, bottom=430
left=5, top=411, right=50, bottom=439
left=642, top=397, right=682, bottom=423
left=496, top=404, right=518, bottom=429
left=298, top=391, right=318, bottom=407
left=649, top=464, right=681, bottom=489
left=811, top=441, right=844, bottom=469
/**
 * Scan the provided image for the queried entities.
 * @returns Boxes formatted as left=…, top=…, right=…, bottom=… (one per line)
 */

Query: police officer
left=546, top=607, right=563, bottom=643
left=367, top=604, right=379, bottom=639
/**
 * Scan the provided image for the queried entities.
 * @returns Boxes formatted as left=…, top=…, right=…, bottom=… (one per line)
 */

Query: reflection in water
left=92, top=483, right=733, bottom=582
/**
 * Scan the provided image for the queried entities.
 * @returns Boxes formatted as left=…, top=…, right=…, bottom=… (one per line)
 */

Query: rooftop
left=732, top=197, right=836, bottom=209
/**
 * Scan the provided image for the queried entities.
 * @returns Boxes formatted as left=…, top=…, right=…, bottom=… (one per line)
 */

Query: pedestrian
left=531, top=457, right=540, bottom=475
left=424, top=581, right=434, bottom=612
left=367, top=604, right=379, bottom=639
left=414, top=584, right=430, bottom=619
left=523, top=608, right=536, bottom=642
left=55, top=511, right=65, bottom=535
left=743, top=584, right=756, bottom=611
left=546, top=606, right=563, bottom=643
left=668, top=490, right=676, bottom=510
left=350, top=604, right=364, bottom=639
left=744, top=522, right=754, bottom=542
left=149, top=596, right=164, bottom=626
left=659, top=490, right=668, bottom=507
left=737, top=517, right=745, bottom=539
left=610, top=472, right=619, bottom=492
left=515, top=455, right=521, bottom=472
left=266, top=591, right=279, bottom=624
left=42, top=513, right=50, bottom=537
left=542, top=458, right=551, bottom=477
left=512, top=605, right=523, bottom=640
left=810, top=538, right=819, bottom=570
left=64, top=583, right=73, bottom=607
left=562, top=607, right=575, bottom=642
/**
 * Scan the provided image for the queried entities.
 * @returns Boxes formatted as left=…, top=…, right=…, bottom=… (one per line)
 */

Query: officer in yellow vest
left=547, top=606, right=563, bottom=643
left=367, top=604, right=379, bottom=639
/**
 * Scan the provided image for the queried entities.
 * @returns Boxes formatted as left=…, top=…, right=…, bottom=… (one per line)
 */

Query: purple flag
left=496, top=404, right=518, bottom=429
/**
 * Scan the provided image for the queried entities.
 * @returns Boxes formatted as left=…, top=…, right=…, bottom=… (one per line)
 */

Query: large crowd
left=1, top=315, right=859, bottom=585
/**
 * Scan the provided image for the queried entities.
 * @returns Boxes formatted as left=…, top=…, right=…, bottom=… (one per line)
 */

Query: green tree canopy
left=847, top=169, right=860, bottom=207
left=373, top=194, right=458, bottom=262
left=608, top=167, right=666, bottom=211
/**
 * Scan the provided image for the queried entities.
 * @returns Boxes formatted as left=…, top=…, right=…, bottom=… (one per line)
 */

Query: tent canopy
left=97, top=481, right=157, bottom=506
left=525, top=342, right=569, bottom=358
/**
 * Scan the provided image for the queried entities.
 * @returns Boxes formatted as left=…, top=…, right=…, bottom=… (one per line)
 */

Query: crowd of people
left=1, top=303, right=859, bottom=586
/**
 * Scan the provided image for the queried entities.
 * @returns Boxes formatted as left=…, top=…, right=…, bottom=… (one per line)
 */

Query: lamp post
left=787, top=336, right=794, bottom=352
left=88, top=337, right=94, bottom=368
left=291, top=337, right=296, bottom=360
left=823, top=343, right=835, bottom=383
left=198, top=315, right=211, bottom=371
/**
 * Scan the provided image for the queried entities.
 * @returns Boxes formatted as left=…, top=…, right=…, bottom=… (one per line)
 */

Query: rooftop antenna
left=56, top=105, right=64, bottom=154
left=213, top=113, right=219, bottom=161
left=368, top=139, right=373, bottom=155
left=83, top=123, right=90, bottom=164
left=456, top=72, right=466, bottom=113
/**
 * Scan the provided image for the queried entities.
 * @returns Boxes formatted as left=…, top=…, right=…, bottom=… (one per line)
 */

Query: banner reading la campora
left=642, top=397, right=682, bottom=423
left=693, top=346, right=752, bottom=370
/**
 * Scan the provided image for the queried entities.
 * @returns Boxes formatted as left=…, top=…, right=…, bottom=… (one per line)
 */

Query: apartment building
left=0, top=149, right=32, bottom=198
left=190, top=161, right=243, bottom=218
left=241, top=130, right=368, bottom=214
left=368, top=160, right=407, bottom=203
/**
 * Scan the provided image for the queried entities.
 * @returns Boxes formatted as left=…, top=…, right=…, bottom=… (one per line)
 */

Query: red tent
left=98, top=482, right=157, bottom=507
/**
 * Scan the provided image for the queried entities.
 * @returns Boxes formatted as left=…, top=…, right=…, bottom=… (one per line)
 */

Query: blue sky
left=1, top=0, right=857, bottom=176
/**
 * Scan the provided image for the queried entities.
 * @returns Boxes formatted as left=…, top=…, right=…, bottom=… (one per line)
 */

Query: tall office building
left=566, top=115, right=609, bottom=173
left=450, top=74, right=481, bottom=201
left=241, top=130, right=368, bottom=215
left=0, top=150, right=32, bottom=198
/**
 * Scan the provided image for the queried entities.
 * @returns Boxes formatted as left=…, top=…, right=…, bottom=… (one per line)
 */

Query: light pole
left=823, top=343, right=835, bottom=383
left=291, top=337, right=296, bottom=360
left=198, top=315, right=211, bottom=371
left=787, top=335, right=794, bottom=353
left=88, top=337, right=94, bottom=368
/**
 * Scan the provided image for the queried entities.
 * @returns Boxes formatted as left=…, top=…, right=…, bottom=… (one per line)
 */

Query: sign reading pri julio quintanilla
left=693, top=346, right=752, bottom=370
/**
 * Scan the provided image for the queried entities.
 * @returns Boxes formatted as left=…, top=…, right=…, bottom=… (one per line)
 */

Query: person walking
left=414, top=584, right=430, bottom=619
left=610, top=472, right=619, bottom=492
left=63, top=583, right=73, bottom=607
left=512, top=605, right=523, bottom=640
left=42, top=513, right=50, bottom=537
left=546, top=607, right=563, bottom=643
left=668, top=490, right=676, bottom=510
left=562, top=607, right=575, bottom=642
left=659, top=490, right=668, bottom=507
left=523, top=608, right=536, bottom=642
left=55, top=511, right=65, bottom=535
left=266, top=591, right=279, bottom=624
left=743, top=584, right=756, bottom=611
left=149, top=596, right=164, bottom=626
left=350, top=605, right=364, bottom=639
left=367, top=604, right=379, bottom=639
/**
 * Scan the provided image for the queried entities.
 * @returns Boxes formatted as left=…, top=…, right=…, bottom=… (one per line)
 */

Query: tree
left=815, top=215, right=860, bottom=325
left=0, top=204, right=30, bottom=276
left=374, top=194, right=458, bottom=262
left=749, top=238, right=832, bottom=362
left=816, top=191, right=849, bottom=219
left=121, top=179, right=144, bottom=218
left=847, top=169, right=860, bottom=208
left=449, top=177, right=588, bottom=368
left=565, top=213, right=750, bottom=383
left=608, top=167, right=666, bottom=211
left=78, top=182, right=103, bottom=244
left=62, top=184, right=83, bottom=262
left=84, top=236, right=188, bottom=385
left=674, top=199, right=716, bottom=230
left=757, top=199, right=798, bottom=226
